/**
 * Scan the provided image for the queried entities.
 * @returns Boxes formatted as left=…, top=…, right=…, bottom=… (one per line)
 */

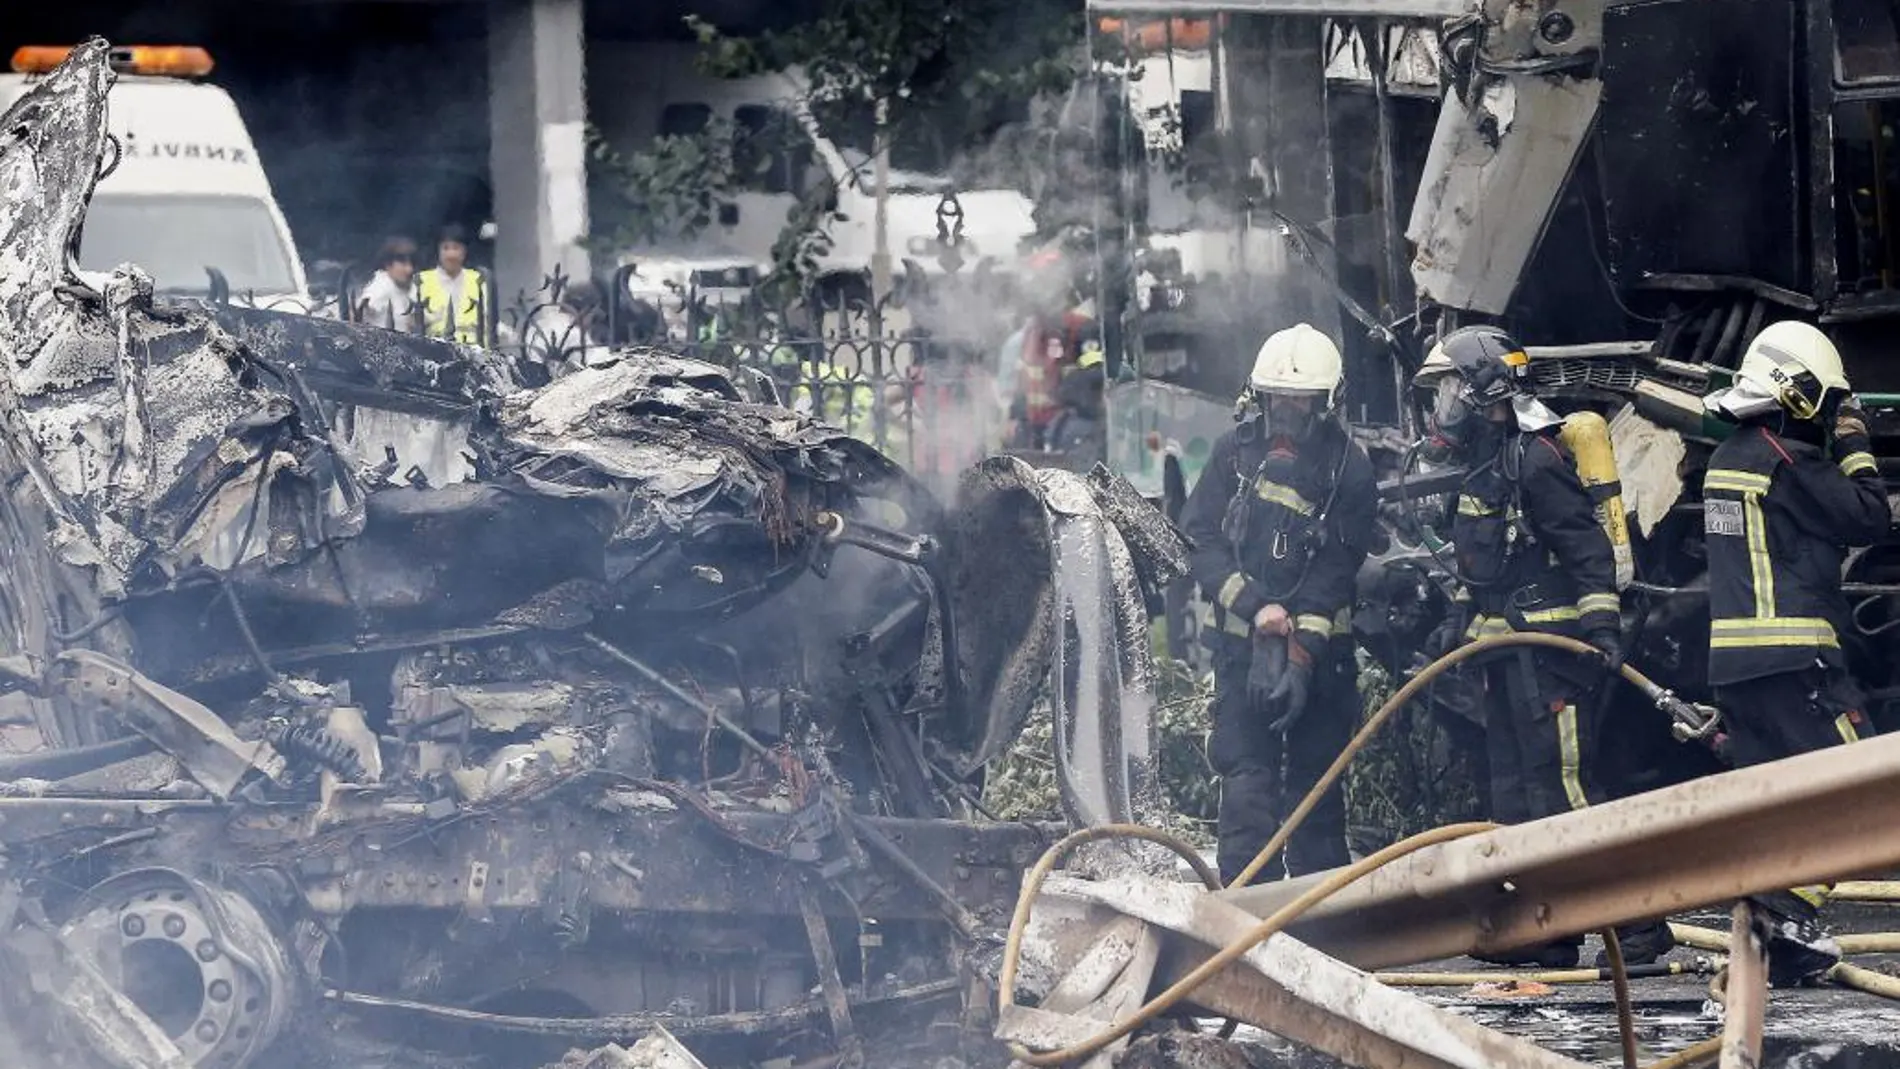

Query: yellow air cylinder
left=1559, top=411, right=1634, bottom=589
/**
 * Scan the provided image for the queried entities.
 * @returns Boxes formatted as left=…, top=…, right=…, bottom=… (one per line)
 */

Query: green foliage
left=584, top=121, right=738, bottom=253
left=980, top=703, right=1058, bottom=823
left=982, top=648, right=1486, bottom=863
left=979, top=652, right=1217, bottom=848
left=685, top=1, right=1085, bottom=147
left=758, top=179, right=842, bottom=305
left=1150, top=656, right=1218, bottom=836
left=1343, top=657, right=1485, bottom=852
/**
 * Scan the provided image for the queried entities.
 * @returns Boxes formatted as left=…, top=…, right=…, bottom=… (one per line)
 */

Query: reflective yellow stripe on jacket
left=1200, top=605, right=1350, bottom=641
left=1705, top=467, right=1840, bottom=652
left=1255, top=478, right=1316, bottom=516
left=1840, top=451, right=1878, bottom=477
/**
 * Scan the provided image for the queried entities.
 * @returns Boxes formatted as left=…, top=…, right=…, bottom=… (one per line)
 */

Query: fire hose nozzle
left=1655, top=689, right=1723, bottom=742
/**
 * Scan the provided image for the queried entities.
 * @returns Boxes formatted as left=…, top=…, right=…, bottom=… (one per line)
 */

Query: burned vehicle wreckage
left=0, top=42, right=1188, bottom=1069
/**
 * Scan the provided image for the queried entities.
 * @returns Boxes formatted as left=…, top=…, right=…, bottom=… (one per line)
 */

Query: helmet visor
left=1258, top=389, right=1322, bottom=439
left=1429, top=375, right=1479, bottom=436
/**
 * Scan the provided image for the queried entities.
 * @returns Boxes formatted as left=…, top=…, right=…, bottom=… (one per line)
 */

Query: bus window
left=660, top=103, right=713, bottom=137
left=732, top=104, right=815, bottom=196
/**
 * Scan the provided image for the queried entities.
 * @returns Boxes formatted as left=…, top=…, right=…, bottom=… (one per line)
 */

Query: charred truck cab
left=1082, top=0, right=1900, bottom=786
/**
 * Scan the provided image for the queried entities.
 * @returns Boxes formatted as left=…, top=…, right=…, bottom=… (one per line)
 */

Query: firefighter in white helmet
left=1179, top=323, right=1378, bottom=883
left=1701, top=320, right=1890, bottom=986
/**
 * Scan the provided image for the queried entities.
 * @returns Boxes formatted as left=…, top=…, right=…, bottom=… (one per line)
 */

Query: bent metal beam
left=1215, top=729, right=1900, bottom=970
left=1011, top=731, right=1900, bottom=1068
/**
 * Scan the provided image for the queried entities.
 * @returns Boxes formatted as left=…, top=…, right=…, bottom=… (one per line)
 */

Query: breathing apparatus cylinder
left=1557, top=411, right=1634, bottom=590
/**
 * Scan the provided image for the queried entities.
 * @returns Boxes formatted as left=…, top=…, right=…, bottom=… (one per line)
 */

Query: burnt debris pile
left=0, top=42, right=1188, bottom=1069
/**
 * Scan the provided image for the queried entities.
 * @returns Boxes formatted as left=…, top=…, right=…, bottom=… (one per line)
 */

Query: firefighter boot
left=1595, top=920, right=1675, bottom=968
left=1471, top=940, right=1582, bottom=970
left=1754, top=891, right=1841, bottom=988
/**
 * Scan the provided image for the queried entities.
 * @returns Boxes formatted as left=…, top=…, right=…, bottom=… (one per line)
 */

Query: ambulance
left=0, top=45, right=311, bottom=310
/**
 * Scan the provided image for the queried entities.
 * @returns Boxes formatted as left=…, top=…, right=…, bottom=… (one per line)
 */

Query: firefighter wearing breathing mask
left=1180, top=324, right=1377, bottom=884
left=1417, top=325, right=1629, bottom=969
left=1701, top=320, right=1889, bottom=987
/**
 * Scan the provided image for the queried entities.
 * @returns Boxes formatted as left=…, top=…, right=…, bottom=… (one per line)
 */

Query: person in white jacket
left=356, top=237, right=419, bottom=332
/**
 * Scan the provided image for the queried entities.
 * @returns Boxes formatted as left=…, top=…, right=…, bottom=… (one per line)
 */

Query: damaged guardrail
left=999, top=694, right=1900, bottom=1068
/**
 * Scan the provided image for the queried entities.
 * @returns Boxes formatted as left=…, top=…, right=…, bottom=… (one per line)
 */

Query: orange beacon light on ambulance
left=3, top=44, right=311, bottom=308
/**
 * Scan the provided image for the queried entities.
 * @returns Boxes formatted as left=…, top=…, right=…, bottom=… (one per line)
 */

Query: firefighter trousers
left=1209, top=645, right=1356, bottom=884
left=1481, top=649, right=1600, bottom=827
left=1716, top=666, right=1870, bottom=768
left=1718, top=667, right=1873, bottom=920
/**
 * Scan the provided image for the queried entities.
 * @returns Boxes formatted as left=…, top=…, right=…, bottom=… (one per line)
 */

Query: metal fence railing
left=201, top=260, right=1056, bottom=486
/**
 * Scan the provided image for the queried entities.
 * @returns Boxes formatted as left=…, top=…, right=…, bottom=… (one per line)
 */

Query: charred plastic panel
left=1597, top=0, right=1803, bottom=294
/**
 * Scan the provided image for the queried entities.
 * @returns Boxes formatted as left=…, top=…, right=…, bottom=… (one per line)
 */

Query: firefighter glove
left=1588, top=627, right=1624, bottom=677
left=1247, top=632, right=1286, bottom=710
left=1266, top=633, right=1318, bottom=734
left=1835, top=395, right=1870, bottom=443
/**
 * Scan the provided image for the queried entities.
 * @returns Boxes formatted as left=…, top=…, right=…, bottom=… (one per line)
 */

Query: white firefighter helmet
left=1720, top=320, right=1850, bottom=422
left=1249, top=323, right=1343, bottom=409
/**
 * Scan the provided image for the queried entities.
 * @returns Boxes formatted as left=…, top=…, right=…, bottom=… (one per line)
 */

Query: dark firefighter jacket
left=1181, top=417, right=1377, bottom=655
left=1450, top=429, right=1620, bottom=640
left=1703, top=423, right=1890, bottom=686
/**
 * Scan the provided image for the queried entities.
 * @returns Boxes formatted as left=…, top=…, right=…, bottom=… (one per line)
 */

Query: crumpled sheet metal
left=496, top=352, right=894, bottom=511
left=206, top=302, right=516, bottom=409
left=0, top=40, right=112, bottom=377
left=1018, top=873, right=1595, bottom=1069
left=947, top=456, right=1173, bottom=828
left=538, top=1036, right=709, bottom=1069
left=22, top=300, right=363, bottom=593
left=1, top=37, right=934, bottom=668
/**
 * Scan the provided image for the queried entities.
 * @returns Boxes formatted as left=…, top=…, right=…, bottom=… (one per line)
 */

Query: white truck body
left=588, top=43, right=1039, bottom=294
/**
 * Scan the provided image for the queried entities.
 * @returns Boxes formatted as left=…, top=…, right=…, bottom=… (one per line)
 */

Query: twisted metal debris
left=0, top=40, right=1188, bottom=1069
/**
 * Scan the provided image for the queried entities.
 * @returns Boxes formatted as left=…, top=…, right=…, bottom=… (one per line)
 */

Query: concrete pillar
left=487, top=0, right=590, bottom=308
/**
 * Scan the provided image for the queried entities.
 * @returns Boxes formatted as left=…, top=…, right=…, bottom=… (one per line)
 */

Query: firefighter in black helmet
left=1415, top=324, right=1651, bottom=969
left=1180, top=324, right=1378, bottom=884
left=1701, top=320, right=1891, bottom=987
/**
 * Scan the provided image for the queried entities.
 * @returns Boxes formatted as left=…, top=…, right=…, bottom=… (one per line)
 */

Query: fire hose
left=1669, top=922, right=1900, bottom=1000
left=999, top=632, right=1734, bottom=1069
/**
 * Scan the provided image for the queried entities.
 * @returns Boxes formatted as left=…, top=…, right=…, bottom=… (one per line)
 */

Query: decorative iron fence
left=199, top=256, right=1085, bottom=493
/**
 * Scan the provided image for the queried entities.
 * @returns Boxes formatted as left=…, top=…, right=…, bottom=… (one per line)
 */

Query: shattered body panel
left=0, top=42, right=1190, bottom=1069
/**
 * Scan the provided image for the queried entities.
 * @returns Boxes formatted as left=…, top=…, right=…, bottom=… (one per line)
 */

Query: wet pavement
left=1400, top=909, right=1900, bottom=1068
left=1218, top=905, right=1900, bottom=1067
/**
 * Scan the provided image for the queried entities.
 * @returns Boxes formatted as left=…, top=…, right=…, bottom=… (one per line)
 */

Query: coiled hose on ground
left=997, top=632, right=1739, bottom=1069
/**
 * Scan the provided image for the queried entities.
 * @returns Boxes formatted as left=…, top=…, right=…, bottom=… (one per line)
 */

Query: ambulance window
left=79, top=194, right=299, bottom=297
left=660, top=103, right=712, bottom=137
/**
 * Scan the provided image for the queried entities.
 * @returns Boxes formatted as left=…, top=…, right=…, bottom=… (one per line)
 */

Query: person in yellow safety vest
left=791, top=360, right=880, bottom=448
left=1048, top=341, right=1108, bottom=458
left=877, top=377, right=913, bottom=467
left=695, top=306, right=727, bottom=346
left=416, top=224, right=487, bottom=345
